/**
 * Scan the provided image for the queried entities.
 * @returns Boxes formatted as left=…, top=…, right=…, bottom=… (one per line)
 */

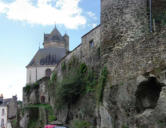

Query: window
left=2, top=109, right=4, bottom=116
left=89, top=40, right=94, bottom=48
left=45, top=68, right=52, bottom=77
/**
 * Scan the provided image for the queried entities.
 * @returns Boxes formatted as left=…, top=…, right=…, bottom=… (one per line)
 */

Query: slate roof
left=0, top=98, right=13, bottom=106
left=27, top=47, right=66, bottom=67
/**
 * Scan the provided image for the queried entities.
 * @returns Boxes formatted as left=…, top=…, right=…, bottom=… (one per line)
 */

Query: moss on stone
left=96, top=66, right=108, bottom=104
left=55, top=57, right=97, bottom=110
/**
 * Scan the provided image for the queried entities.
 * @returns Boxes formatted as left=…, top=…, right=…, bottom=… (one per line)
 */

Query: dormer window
left=89, top=40, right=94, bottom=48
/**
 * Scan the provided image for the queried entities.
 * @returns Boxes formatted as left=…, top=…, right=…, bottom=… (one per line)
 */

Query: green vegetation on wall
left=23, top=82, right=39, bottom=94
left=96, top=66, right=108, bottom=104
left=24, top=104, right=56, bottom=128
left=71, top=119, right=91, bottom=128
left=11, top=119, right=17, bottom=128
left=153, top=11, right=166, bottom=25
left=50, top=72, right=57, bottom=83
left=55, top=57, right=97, bottom=110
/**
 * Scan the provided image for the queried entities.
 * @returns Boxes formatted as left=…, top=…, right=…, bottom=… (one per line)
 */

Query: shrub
left=11, top=119, right=17, bottom=128
left=61, top=62, right=66, bottom=71
left=79, top=63, right=87, bottom=74
left=47, top=105, right=57, bottom=122
left=84, top=69, right=96, bottom=93
left=96, top=66, right=108, bottom=104
left=55, top=71, right=84, bottom=109
left=122, top=125, right=129, bottom=128
left=71, top=119, right=91, bottom=128
left=24, top=104, right=56, bottom=123
left=33, top=82, right=39, bottom=89
left=28, top=120, right=37, bottom=128
left=23, top=85, right=31, bottom=94
left=55, top=58, right=97, bottom=109
left=48, top=115, right=57, bottom=122
left=50, top=72, right=57, bottom=83
left=68, top=56, right=78, bottom=70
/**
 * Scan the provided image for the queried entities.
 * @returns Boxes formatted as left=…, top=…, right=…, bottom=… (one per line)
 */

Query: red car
left=44, top=125, right=56, bottom=128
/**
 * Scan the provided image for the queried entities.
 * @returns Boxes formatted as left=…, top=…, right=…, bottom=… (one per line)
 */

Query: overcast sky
left=0, top=0, right=100, bottom=100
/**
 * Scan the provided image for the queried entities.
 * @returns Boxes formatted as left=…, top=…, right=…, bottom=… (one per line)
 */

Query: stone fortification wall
left=98, top=0, right=166, bottom=127
left=55, top=25, right=101, bottom=79
left=101, top=0, right=148, bottom=57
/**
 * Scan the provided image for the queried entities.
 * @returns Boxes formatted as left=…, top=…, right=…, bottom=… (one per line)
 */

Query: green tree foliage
left=55, top=59, right=96, bottom=110
left=71, top=119, right=91, bottom=128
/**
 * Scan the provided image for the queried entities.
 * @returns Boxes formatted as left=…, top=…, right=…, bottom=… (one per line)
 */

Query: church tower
left=26, top=26, right=69, bottom=84
left=43, top=25, right=69, bottom=51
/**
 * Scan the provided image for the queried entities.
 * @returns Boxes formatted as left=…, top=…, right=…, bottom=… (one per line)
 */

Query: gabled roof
left=26, top=47, right=66, bottom=67
left=0, top=98, right=13, bottom=106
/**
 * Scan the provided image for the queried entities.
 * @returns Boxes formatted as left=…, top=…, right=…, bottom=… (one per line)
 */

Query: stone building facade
left=0, top=106, right=7, bottom=128
left=0, top=96, right=17, bottom=128
left=26, top=26, right=69, bottom=84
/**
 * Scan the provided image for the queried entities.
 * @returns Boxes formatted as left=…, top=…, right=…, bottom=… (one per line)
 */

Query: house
left=0, top=95, right=17, bottom=128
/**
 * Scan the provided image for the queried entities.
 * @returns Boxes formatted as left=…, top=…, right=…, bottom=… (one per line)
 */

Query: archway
left=135, top=77, right=164, bottom=113
left=40, top=96, right=45, bottom=104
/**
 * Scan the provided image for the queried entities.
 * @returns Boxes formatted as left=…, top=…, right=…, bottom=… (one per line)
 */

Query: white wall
left=0, top=106, right=7, bottom=128
left=26, top=66, right=55, bottom=84
left=7, top=122, right=12, bottom=128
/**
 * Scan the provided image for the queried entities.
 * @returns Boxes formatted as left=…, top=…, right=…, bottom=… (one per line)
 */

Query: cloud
left=92, top=23, right=97, bottom=28
left=87, top=11, right=97, bottom=20
left=0, top=66, right=25, bottom=100
left=0, top=0, right=86, bottom=29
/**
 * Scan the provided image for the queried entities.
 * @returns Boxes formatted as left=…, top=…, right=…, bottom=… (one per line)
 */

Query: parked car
left=44, top=124, right=57, bottom=128
left=53, top=126, right=68, bottom=128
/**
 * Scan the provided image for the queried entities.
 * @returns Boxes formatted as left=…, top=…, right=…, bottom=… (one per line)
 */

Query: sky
left=0, top=0, right=100, bottom=100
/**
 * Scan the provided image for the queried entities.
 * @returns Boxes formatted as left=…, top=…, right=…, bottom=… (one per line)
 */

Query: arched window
left=1, top=119, right=4, bottom=127
left=45, top=68, right=52, bottom=77
left=40, top=96, right=45, bottom=104
left=2, top=109, right=4, bottom=116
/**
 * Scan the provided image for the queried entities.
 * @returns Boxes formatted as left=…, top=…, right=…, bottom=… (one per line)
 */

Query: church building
left=26, top=26, right=69, bottom=84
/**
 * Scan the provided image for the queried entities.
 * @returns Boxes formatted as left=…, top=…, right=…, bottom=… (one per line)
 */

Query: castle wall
left=55, top=25, right=101, bottom=79
left=81, top=25, right=101, bottom=66
left=58, top=25, right=100, bottom=64
left=101, top=0, right=148, bottom=57
left=26, top=66, right=55, bottom=84
left=98, top=0, right=166, bottom=127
